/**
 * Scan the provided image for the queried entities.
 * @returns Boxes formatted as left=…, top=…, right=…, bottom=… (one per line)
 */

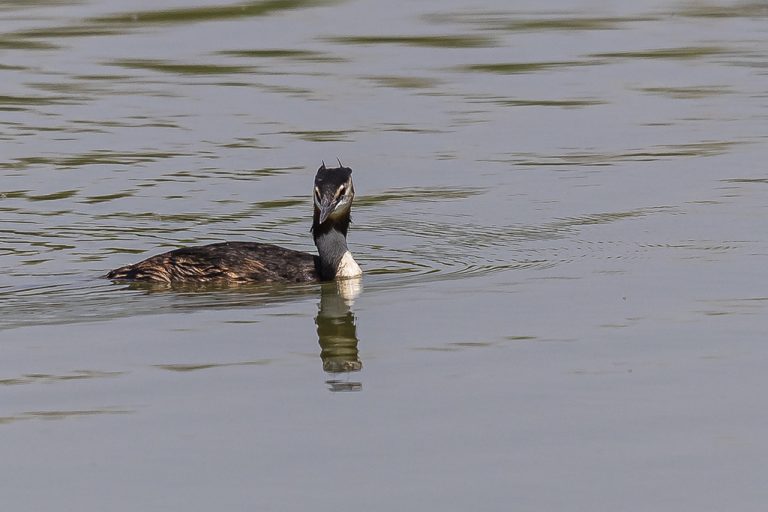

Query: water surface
left=2, top=0, right=768, bottom=510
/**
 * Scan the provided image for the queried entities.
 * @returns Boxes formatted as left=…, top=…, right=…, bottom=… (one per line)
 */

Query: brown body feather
left=107, top=163, right=360, bottom=284
left=106, top=242, right=320, bottom=283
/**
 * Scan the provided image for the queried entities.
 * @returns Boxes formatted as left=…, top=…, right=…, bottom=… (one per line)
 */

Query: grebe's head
left=313, top=161, right=354, bottom=225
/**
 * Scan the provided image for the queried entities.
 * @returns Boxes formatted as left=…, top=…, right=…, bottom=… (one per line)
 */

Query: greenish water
left=2, top=1, right=768, bottom=510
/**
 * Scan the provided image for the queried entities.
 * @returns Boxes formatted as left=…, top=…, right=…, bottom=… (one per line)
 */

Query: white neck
left=336, top=251, right=362, bottom=278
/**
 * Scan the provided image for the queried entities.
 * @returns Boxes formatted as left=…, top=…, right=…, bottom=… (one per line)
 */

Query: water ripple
left=0, top=200, right=681, bottom=330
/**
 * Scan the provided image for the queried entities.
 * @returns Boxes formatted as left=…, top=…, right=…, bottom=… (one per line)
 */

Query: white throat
left=336, top=251, right=362, bottom=278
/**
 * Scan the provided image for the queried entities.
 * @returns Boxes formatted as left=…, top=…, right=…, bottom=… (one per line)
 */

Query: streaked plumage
left=106, top=164, right=361, bottom=284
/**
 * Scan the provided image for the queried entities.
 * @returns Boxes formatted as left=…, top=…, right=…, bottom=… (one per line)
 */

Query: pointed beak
left=317, top=198, right=335, bottom=225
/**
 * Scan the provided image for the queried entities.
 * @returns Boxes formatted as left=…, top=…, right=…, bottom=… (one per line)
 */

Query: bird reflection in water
left=316, top=276, right=363, bottom=392
left=109, top=274, right=364, bottom=391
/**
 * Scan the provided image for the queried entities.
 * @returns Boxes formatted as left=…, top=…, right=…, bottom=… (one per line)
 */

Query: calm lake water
left=2, top=0, right=768, bottom=510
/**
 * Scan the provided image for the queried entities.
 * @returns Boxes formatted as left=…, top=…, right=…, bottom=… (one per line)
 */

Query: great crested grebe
left=106, top=163, right=362, bottom=283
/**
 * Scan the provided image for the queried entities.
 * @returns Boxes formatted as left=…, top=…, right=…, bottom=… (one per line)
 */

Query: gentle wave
left=0, top=203, right=683, bottom=329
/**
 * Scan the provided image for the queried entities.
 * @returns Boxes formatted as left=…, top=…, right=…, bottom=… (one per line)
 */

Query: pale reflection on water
left=317, top=278, right=363, bottom=391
